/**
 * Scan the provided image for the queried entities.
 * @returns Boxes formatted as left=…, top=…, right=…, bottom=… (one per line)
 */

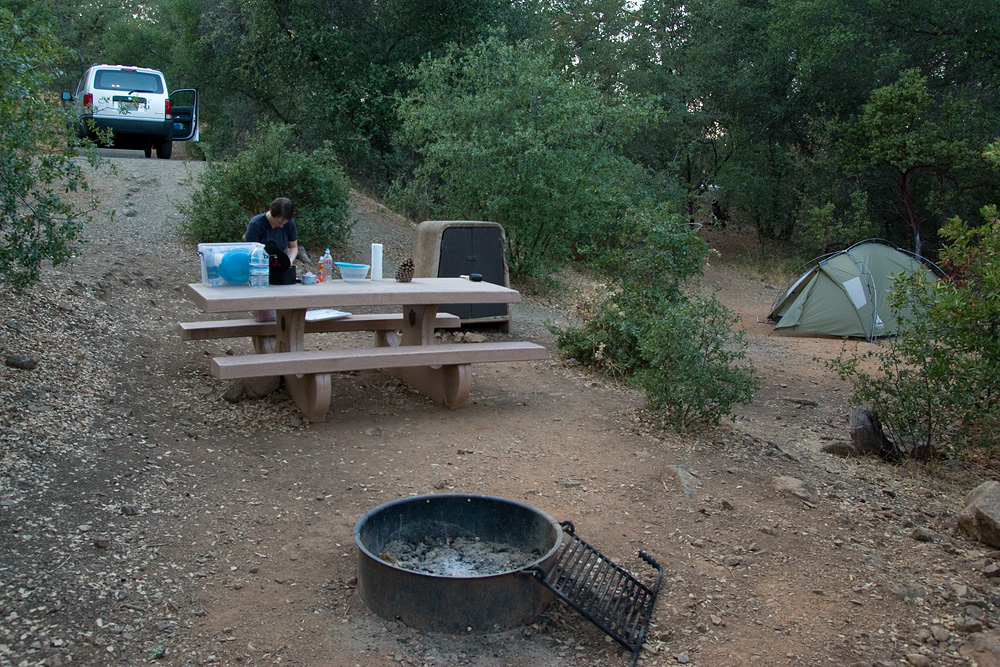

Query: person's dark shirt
left=245, top=213, right=297, bottom=249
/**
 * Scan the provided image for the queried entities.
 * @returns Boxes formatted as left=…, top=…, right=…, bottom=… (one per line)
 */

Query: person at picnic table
left=246, top=197, right=298, bottom=323
left=245, top=196, right=298, bottom=274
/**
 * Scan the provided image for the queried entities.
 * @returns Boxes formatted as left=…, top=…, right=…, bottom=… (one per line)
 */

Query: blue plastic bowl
left=334, top=261, right=370, bottom=282
left=219, top=248, right=251, bottom=285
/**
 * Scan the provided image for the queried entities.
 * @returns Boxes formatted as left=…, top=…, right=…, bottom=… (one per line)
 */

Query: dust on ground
left=1, top=154, right=999, bottom=667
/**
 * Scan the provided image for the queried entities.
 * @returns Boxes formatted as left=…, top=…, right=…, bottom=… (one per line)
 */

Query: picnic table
left=180, top=278, right=547, bottom=422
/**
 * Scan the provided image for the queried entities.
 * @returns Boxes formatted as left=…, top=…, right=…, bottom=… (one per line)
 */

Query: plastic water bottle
left=205, top=248, right=224, bottom=287
left=319, top=248, right=333, bottom=283
left=249, top=245, right=269, bottom=288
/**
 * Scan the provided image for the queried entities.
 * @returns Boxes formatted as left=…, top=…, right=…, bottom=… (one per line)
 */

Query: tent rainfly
left=767, top=241, right=938, bottom=339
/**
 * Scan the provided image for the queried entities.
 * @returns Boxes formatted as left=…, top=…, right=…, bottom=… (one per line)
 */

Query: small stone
left=93, top=536, right=111, bottom=549
left=120, top=504, right=141, bottom=516
left=772, top=476, right=821, bottom=505
left=931, top=625, right=950, bottom=642
left=905, top=654, right=931, bottom=667
left=966, top=604, right=986, bottom=620
left=955, top=617, right=984, bottom=633
left=886, top=582, right=926, bottom=601
left=5, top=354, right=38, bottom=370
left=911, top=527, right=938, bottom=542
left=720, top=499, right=735, bottom=510
left=674, top=654, right=691, bottom=664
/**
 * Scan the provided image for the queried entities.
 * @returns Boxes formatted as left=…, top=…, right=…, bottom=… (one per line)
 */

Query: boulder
left=849, top=407, right=897, bottom=459
left=959, top=481, right=1000, bottom=548
left=960, top=629, right=1000, bottom=666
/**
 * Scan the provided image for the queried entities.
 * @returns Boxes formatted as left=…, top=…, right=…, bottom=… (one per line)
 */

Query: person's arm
left=286, top=240, right=298, bottom=264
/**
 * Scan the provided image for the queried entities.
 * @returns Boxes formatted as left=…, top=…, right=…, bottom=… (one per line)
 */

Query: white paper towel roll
left=371, top=243, right=383, bottom=281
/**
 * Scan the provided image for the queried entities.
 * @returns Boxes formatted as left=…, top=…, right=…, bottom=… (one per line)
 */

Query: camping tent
left=768, top=241, right=938, bottom=339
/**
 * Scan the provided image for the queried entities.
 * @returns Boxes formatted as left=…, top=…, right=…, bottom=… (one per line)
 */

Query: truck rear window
left=94, top=70, right=164, bottom=94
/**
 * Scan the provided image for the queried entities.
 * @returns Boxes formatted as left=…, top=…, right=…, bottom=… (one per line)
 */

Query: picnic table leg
left=384, top=304, right=472, bottom=408
left=387, top=364, right=472, bottom=409
left=398, top=304, right=440, bottom=346
left=274, top=307, right=332, bottom=423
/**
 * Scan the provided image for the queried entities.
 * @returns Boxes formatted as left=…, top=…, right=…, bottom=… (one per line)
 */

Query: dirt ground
left=3, top=154, right=1000, bottom=667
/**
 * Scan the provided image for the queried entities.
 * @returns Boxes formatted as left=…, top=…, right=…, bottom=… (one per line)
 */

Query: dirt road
left=1, top=155, right=998, bottom=667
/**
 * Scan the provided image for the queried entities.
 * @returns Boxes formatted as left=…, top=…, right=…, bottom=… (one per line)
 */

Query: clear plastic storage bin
left=197, top=242, right=265, bottom=286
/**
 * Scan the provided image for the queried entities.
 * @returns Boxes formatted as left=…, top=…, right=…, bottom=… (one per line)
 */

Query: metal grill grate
left=530, top=522, right=663, bottom=667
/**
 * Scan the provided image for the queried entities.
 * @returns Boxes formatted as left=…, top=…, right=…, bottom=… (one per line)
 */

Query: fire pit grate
left=528, top=522, right=663, bottom=667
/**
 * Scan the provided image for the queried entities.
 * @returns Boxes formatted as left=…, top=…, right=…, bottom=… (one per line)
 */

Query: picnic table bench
left=178, top=312, right=462, bottom=348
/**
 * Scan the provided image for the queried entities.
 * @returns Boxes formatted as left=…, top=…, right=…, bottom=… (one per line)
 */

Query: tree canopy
left=12, top=0, right=1000, bottom=273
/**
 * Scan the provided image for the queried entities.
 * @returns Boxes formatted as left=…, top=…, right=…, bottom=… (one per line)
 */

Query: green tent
left=768, top=241, right=938, bottom=339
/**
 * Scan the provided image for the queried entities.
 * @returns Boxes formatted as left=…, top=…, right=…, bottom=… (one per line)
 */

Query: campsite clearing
left=1, top=156, right=999, bottom=666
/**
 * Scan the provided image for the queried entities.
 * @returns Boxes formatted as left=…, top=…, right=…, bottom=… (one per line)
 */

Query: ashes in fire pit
left=379, top=534, right=541, bottom=576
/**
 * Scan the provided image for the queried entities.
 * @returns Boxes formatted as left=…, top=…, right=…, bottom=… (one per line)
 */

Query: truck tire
left=156, top=138, right=172, bottom=159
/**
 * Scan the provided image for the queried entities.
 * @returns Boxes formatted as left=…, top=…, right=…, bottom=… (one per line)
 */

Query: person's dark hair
left=269, top=197, right=294, bottom=219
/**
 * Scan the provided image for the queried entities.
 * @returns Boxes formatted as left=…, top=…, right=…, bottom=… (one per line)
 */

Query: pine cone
left=395, top=257, right=415, bottom=283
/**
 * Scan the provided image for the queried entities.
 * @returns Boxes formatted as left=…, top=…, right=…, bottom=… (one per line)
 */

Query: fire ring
left=354, top=494, right=563, bottom=633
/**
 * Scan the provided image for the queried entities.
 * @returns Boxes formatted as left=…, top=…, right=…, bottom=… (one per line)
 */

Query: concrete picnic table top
left=185, top=277, right=522, bottom=314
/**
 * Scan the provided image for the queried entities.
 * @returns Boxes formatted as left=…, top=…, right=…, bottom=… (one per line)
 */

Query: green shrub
left=828, top=204, right=1000, bottom=457
left=555, top=202, right=758, bottom=430
left=178, top=123, right=352, bottom=249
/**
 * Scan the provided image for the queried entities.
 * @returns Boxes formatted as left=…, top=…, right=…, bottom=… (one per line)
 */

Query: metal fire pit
left=354, top=494, right=662, bottom=665
left=354, top=494, right=563, bottom=633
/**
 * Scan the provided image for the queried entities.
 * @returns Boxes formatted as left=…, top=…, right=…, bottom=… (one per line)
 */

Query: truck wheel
left=156, top=139, right=172, bottom=159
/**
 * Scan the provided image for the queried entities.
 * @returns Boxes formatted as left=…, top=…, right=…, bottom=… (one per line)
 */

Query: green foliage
left=148, top=0, right=537, bottom=180
left=835, top=69, right=976, bottom=255
left=797, top=192, right=879, bottom=258
left=638, top=0, right=1000, bottom=257
left=0, top=8, right=99, bottom=291
left=177, top=123, right=351, bottom=248
left=555, top=203, right=758, bottom=429
left=391, top=36, right=654, bottom=276
left=828, top=189, right=1000, bottom=457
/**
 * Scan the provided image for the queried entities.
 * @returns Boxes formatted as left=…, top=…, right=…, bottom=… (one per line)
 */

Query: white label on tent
left=842, top=276, right=868, bottom=309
